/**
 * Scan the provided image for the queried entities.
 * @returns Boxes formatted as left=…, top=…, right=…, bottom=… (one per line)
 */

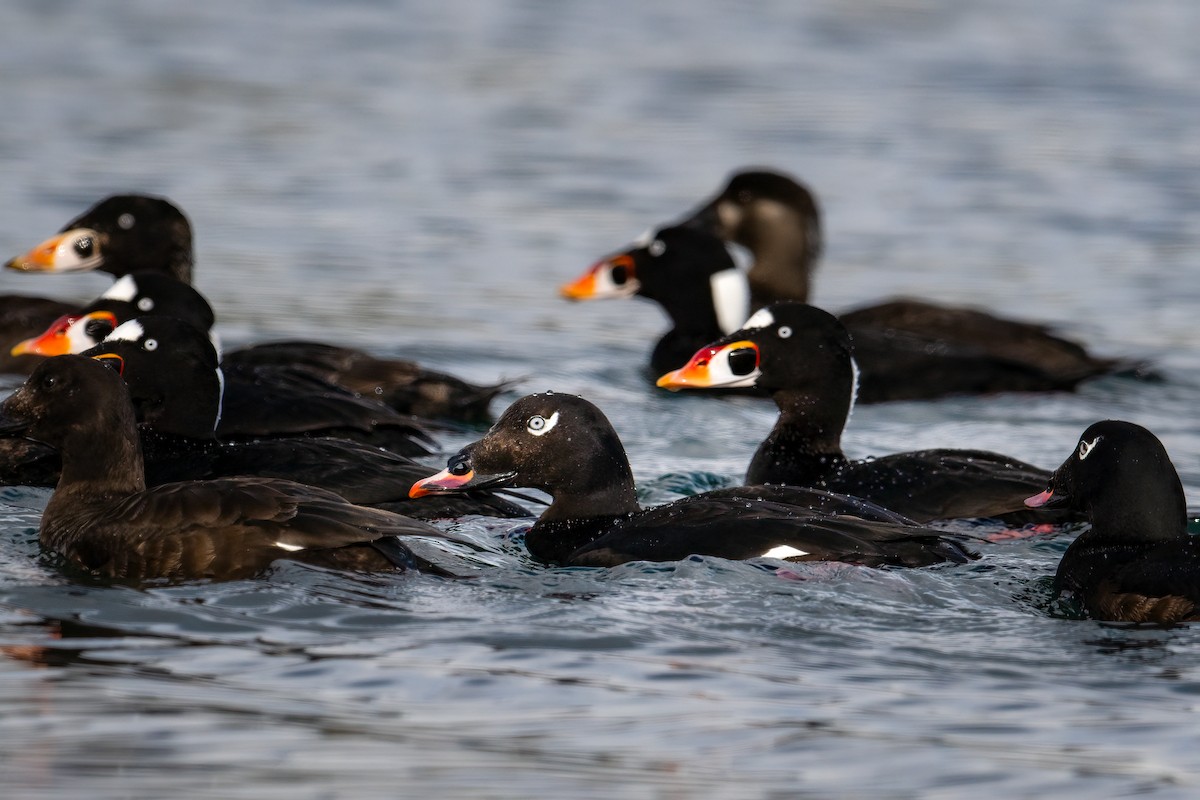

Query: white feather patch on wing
left=275, top=541, right=306, bottom=552
left=710, top=269, right=750, bottom=334
left=762, top=545, right=810, bottom=560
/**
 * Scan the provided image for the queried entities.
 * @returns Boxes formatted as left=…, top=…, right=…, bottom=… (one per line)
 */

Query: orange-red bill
left=410, top=467, right=476, bottom=498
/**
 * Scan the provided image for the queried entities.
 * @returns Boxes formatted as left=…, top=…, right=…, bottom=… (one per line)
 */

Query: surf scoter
left=568, top=169, right=1131, bottom=401
left=4, top=194, right=505, bottom=422
left=658, top=302, right=1068, bottom=524
left=410, top=392, right=974, bottom=568
left=11, top=278, right=440, bottom=457
left=70, top=315, right=528, bottom=519
left=1025, top=421, right=1200, bottom=623
left=0, top=355, right=475, bottom=583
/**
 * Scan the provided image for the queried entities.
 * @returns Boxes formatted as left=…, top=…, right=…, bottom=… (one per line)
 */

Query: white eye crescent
left=137, top=297, right=154, bottom=312
left=526, top=411, right=559, bottom=436
left=1078, top=436, right=1101, bottom=460
left=143, top=338, right=158, bottom=352
left=777, top=326, right=792, bottom=339
left=648, top=239, right=666, bottom=257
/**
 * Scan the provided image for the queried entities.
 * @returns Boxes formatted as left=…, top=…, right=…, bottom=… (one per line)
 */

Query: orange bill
left=656, top=340, right=760, bottom=391
left=559, top=254, right=638, bottom=300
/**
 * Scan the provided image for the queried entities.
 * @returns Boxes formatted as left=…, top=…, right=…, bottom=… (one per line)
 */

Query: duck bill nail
left=559, top=266, right=600, bottom=300
left=1024, top=489, right=1055, bottom=508
left=4, top=233, right=67, bottom=272
left=410, top=467, right=476, bottom=498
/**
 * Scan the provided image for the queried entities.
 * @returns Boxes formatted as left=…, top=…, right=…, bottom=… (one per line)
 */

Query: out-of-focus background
left=1, top=1, right=1199, bottom=797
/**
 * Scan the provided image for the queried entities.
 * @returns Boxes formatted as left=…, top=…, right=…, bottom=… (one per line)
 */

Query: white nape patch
left=106, top=319, right=146, bottom=344
left=208, top=330, right=223, bottom=359
left=1078, top=436, right=1102, bottom=461
left=45, top=228, right=103, bottom=272
left=846, top=357, right=862, bottom=424
left=275, top=541, right=306, bottom=552
left=102, top=274, right=139, bottom=302
left=527, top=411, right=560, bottom=436
left=631, top=227, right=656, bottom=248
left=742, top=307, right=776, bottom=331
left=724, top=240, right=754, bottom=273
left=710, top=269, right=750, bottom=335
left=213, top=367, right=225, bottom=432
left=762, top=545, right=810, bottom=560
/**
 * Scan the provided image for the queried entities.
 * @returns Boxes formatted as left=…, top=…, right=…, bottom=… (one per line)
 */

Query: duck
left=657, top=302, right=1069, bottom=524
left=410, top=392, right=975, bottom=568
left=1025, top=421, right=1200, bottom=623
left=0, top=354, right=476, bottom=583
left=10, top=275, right=440, bottom=457
left=568, top=169, right=1131, bottom=402
left=70, top=315, right=529, bottom=519
left=561, top=225, right=752, bottom=376
left=4, top=194, right=505, bottom=422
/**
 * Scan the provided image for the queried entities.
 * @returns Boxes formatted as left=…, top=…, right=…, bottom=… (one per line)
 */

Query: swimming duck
left=569, top=169, right=1129, bottom=401
left=410, top=392, right=974, bottom=568
left=73, top=315, right=528, bottom=519
left=658, top=302, right=1066, bottom=524
left=0, top=355, right=470, bottom=583
left=4, top=194, right=504, bottom=422
left=1025, top=420, right=1200, bottom=623
left=11, top=276, right=440, bottom=457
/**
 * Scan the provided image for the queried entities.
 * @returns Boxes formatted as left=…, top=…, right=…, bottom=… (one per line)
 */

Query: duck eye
left=777, top=326, right=792, bottom=339
left=649, top=239, right=666, bottom=257
left=526, top=411, right=559, bottom=436
left=1078, top=436, right=1102, bottom=461
left=728, top=347, right=759, bottom=376
left=610, top=265, right=628, bottom=286
left=118, top=213, right=135, bottom=230
left=84, top=318, right=115, bottom=341
left=40, top=374, right=57, bottom=389
left=137, top=297, right=154, bottom=312
left=74, top=236, right=94, bottom=258
left=143, top=338, right=158, bottom=352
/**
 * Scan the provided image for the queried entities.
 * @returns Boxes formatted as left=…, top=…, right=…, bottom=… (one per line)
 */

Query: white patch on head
left=631, top=228, right=655, bottom=248
left=102, top=274, right=139, bottom=302
left=846, top=357, right=861, bottom=424
left=40, top=228, right=103, bottom=272
left=526, top=411, right=560, bottom=436
left=274, top=541, right=306, bottom=552
left=762, top=545, right=809, bottom=560
left=1078, top=436, right=1102, bottom=461
left=742, top=307, right=776, bottom=331
left=213, top=367, right=225, bottom=432
left=106, top=319, right=146, bottom=344
left=710, top=269, right=750, bottom=335
left=117, top=213, right=136, bottom=230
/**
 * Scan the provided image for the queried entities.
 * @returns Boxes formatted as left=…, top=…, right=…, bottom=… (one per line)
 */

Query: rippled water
left=2, top=0, right=1200, bottom=796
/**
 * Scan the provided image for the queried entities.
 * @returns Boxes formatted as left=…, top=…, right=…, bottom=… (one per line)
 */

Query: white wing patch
left=106, top=320, right=146, bottom=343
left=742, top=307, right=775, bottom=331
left=762, top=545, right=810, bottom=560
left=102, top=274, right=139, bottom=302
left=275, top=542, right=306, bottom=552
left=1078, top=436, right=1102, bottom=461
left=710, top=269, right=750, bottom=334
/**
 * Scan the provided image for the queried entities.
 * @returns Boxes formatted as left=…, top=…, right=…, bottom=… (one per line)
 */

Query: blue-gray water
left=2, top=1, right=1200, bottom=797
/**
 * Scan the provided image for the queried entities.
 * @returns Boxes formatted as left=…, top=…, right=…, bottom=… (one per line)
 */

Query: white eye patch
left=1078, top=436, right=1102, bottom=460
left=742, top=307, right=775, bottom=331
left=106, top=319, right=146, bottom=344
left=526, top=411, right=559, bottom=436
left=102, top=274, right=139, bottom=302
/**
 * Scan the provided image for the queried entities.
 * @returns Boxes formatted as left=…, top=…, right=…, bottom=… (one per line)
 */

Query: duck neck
left=746, top=387, right=848, bottom=486
left=738, top=211, right=818, bottom=307
left=524, top=456, right=642, bottom=565
left=54, top=420, right=146, bottom=500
